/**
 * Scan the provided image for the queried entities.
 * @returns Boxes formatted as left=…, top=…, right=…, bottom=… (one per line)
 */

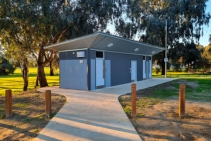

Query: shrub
left=0, top=57, right=16, bottom=75
left=154, top=65, right=161, bottom=74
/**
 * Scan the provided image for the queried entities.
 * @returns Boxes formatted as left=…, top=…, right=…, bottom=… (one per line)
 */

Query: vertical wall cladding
left=105, top=52, right=143, bottom=86
left=59, top=50, right=88, bottom=90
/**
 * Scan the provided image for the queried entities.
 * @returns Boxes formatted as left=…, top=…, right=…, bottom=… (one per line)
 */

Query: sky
left=199, top=0, right=211, bottom=47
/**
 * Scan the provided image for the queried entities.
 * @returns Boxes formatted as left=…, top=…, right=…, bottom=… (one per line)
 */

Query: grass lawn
left=152, top=71, right=211, bottom=78
left=120, top=78, right=211, bottom=116
left=0, top=68, right=63, bottom=140
left=0, top=67, right=59, bottom=96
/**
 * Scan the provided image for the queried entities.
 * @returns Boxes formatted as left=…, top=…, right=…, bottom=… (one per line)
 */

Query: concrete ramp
left=34, top=78, right=176, bottom=141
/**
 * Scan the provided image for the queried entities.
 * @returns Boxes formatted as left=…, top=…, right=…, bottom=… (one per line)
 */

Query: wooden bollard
left=131, top=83, right=136, bottom=117
left=45, top=90, right=52, bottom=117
left=179, top=84, right=186, bottom=117
left=5, top=90, right=12, bottom=118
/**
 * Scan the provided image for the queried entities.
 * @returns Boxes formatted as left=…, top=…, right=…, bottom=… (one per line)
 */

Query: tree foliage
left=202, top=44, right=211, bottom=65
left=209, top=34, right=211, bottom=43
left=0, top=0, right=127, bottom=87
left=183, top=42, right=200, bottom=69
left=116, top=0, right=210, bottom=74
left=0, top=56, right=15, bottom=75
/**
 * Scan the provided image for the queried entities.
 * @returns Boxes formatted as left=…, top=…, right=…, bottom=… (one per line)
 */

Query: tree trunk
left=38, top=65, right=48, bottom=87
left=203, top=65, right=206, bottom=74
left=37, top=46, right=50, bottom=87
left=49, top=61, right=54, bottom=76
left=187, top=63, right=190, bottom=73
left=20, top=58, right=28, bottom=91
left=36, top=75, right=39, bottom=87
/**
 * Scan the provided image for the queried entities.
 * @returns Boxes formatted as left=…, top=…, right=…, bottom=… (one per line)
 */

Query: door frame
left=145, top=60, right=149, bottom=79
left=95, top=51, right=105, bottom=89
left=131, top=60, right=137, bottom=82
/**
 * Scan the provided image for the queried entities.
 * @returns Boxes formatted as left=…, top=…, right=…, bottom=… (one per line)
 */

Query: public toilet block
left=45, top=32, right=164, bottom=90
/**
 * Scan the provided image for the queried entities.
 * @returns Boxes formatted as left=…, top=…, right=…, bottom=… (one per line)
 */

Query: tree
left=209, top=34, right=211, bottom=43
left=2, top=38, right=30, bottom=91
left=202, top=44, right=211, bottom=65
left=0, top=0, right=127, bottom=87
left=116, top=0, right=211, bottom=75
left=183, top=42, right=200, bottom=71
left=0, top=56, right=15, bottom=75
left=49, top=52, right=59, bottom=76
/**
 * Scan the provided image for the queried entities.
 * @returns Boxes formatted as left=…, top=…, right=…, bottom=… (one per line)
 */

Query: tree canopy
left=202, top=44, right=211, bottom=65
left=116, top=0, right=211, bottom=74
left=0, top=0, right=128, bottom=87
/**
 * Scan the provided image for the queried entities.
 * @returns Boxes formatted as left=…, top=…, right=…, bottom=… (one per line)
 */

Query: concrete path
left=34, top=78, right=176, bottom=141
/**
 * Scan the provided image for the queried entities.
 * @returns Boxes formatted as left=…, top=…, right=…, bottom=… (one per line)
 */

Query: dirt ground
left=120, top=80, right=211, bottom=141
left=0, top=89, right=66, bottom=141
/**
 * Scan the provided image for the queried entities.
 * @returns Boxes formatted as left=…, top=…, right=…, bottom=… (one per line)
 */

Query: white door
left=131, top=60, right=137, bottom=82
left=96, top=58, right=104, bottom=87
left=143, top=60, right=146, bottom=79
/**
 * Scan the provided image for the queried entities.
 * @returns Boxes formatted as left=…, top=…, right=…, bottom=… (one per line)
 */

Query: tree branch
left=56, top=22, right=75, bottom=43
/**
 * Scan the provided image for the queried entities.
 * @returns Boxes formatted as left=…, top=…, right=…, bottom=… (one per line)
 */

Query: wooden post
left=131, top=83, right=136, bottom=117
left=179, top=84, right=186, bottom=117
left=5, top=90, right=12, bottom=118
left=45, top=90, right=52, bottom=117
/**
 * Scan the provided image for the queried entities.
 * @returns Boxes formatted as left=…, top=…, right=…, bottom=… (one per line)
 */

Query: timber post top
left=44, top=32, right=164, bottom=56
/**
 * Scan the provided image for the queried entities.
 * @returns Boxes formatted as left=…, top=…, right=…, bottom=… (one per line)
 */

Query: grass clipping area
left=0, top=89, right=66, bottom=141
left=119, top=79, right=211, bottom=141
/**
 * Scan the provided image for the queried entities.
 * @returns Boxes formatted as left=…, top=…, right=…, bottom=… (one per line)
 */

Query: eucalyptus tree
left=0, top=0, right=127, bottom=87
left=202, top=44, right=211, bottom=65
left=49, top=52, right=59, bottom=76
left=182, top=42, right=200, bottom=70
left=1, top=32, right=30, bottom=91
left=116, top=0, right=210, bottom=75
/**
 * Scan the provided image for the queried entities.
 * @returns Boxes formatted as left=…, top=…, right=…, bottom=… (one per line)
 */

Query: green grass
left=120, top=73, right=211, bottom=118
left=0, top=67, right=59, bottom=96
left=149, top=78, right=211, bottom=101
left=137, top=97, right=161, bottom=109
left=185, top=78, right=211, bottom=101
left=152, top=89, right=177, bottom=99
left=152, top=71, right=211, bottom=78
left=13, top=103, right=30, bottom=108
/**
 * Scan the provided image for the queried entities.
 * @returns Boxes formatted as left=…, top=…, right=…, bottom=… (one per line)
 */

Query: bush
left=154, top=65, right=161, bottom=74
left=0, top=57, right=16, bottom=75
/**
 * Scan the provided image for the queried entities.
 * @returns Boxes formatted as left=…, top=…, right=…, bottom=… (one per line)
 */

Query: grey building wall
left=59, top=49, right=148, bottom=90
left=104, top=52, right=143, bottom=87
left=59, top=50, right=88, bottom=90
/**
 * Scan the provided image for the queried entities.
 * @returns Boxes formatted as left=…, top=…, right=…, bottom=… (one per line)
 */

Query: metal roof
left=44, top=32, right=164, bottom=56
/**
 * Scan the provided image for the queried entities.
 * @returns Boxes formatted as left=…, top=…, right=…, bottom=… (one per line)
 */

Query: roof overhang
left=44, top=32, right=164, bottom=56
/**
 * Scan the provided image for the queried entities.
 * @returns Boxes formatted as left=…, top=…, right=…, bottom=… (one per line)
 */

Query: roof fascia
left=44, top=33, right=100, bottom=49
left=96, top=32, right=164, bottom=50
